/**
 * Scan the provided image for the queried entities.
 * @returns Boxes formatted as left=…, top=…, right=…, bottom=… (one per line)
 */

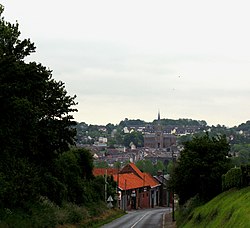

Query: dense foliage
left=123, top=131, right=144, bottom=147
left=0, top=6, right=116, bottom=220
left=119, top=118, right=146, bottom=127
left=230, top=144, right=250, bottom=166
left=170, top=133, right=231, bottom=205
left=135, top=159, right=165, bottom=176
left=222, top=167, right=242, bottom=191
left=153, top=118, right=207, bottom=127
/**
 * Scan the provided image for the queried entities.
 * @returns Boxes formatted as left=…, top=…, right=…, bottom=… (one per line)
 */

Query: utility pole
left=117, top=164, right=120, bottom=208
left=105, top=169, right=107, bottom=203
left=124, top=179, right=127, bottom=212
left=172, top=151, right=175, bottom=222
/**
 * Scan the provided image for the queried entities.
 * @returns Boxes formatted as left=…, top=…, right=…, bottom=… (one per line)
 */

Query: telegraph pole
left=172, top=151, right=175, bottom=222
left=124, top=179, right=127, bottom=212
left=105, top=169, right=107, bottom=203
left=117, top=164, right=120, bottom=208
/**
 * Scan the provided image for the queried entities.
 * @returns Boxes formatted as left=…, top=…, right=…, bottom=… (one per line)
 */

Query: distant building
left=93, top=163, right=161, bottom=210
left=144, top=112, right=177, bottom=149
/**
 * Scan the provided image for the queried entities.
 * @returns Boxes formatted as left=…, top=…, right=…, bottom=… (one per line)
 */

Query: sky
left=1, top=0, right=250, bottom=127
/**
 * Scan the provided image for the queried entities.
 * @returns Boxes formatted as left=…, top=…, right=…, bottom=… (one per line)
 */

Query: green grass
left=0, top=198, right=125, bottom=228
left=80, top=208, right=125, bottom=228
left=178, top=186, right=250, bottom=228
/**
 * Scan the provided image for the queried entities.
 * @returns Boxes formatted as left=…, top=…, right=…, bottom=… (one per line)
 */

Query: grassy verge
left=177, top=186, right=250, bottom=228
left=0, top=197, right=125, bottom=228
left=78, top=208, right=125, bottom=228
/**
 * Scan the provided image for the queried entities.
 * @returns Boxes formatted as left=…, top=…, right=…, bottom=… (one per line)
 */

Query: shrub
left=222, top=167, right=242, bottom=191
left=0, top=158, right=40, bottom=209
left=241, top=164, right=250, bottom=187
left=176, top=195, right=203, bottom=226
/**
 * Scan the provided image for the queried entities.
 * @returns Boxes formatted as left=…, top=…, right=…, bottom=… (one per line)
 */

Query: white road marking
left=131, top=212, right=149, bottom=228
left=162, top=213, right=165, bottom=228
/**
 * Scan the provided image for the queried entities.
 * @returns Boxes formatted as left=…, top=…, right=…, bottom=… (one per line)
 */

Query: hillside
left=179, top=187, right=250, bottom=228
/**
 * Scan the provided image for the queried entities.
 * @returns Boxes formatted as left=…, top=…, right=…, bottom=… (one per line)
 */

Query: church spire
left=158, top=110, right=160, bottom=121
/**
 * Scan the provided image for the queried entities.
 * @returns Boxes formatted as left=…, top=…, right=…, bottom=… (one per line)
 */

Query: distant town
left=75, top=113, right=250, bottom=169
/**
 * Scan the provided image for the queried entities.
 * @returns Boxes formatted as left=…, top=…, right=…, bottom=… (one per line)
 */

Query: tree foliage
left=135, top=159, right=165, bottom=176
left=222, top=167, right=242, bottom=191
left=94, top=160, right=109, bottom=168
left=230, top=144, right=250, bottom=166
left=153, top=118, right=207, bottom=127
left=0, top=6, right=113, bottom=210
left=170, top=133, right=231, bottom=205
left=123, top=131, right=144, bottom=147
left=119, top=118, right=146, bottom=128
left=0, top=6, right=77, bottom=166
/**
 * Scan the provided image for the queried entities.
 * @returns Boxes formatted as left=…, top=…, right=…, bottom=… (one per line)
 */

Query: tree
left=230, top=144, right=250, bottom=166
left=0, top=5, right=77, bottom=207
left=123, top=131, right=144, bottom=147
left=136, top=159, right=166, bottom=175
left=94, top=160, right=109, bottom=168
left=0, top=5, right=77, bottom=165
left=113, top=161, right=122, bottom=169
left=167, top=160, right=174, bottom=174
left=136, top=159, right=155, bottom=175
left=155, top=160, right=165, bottom=174
left=53, top=148, right=94, bottom=205
left=170, top=133, right=231, bottom=205
left=106, top=123, right=116, bottom=134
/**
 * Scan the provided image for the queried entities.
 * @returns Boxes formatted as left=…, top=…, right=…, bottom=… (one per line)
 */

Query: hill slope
left=181, top=187, right=250, bottom=228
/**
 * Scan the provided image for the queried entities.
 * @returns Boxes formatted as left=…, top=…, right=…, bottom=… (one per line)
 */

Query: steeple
left=156, top=110, right=162, bottom=132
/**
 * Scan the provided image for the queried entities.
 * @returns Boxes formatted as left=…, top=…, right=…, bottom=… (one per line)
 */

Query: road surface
left=101, top=207, right=172, bottom=228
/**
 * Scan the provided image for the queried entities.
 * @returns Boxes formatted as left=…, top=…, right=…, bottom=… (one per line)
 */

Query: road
left=101, top=207, right=172, bottom=228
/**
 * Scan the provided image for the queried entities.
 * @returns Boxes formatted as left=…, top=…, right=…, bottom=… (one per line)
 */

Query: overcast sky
left=2, top=1, right=250, bottom=127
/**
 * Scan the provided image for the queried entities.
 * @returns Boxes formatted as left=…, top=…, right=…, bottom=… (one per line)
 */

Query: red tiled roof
left=118, top=163, right=160, bottom=189
left=128, top=162, right=145, bottom=177
left=113, top=173, right=147, bottom=190
left=93, top=164, right=160, bottom=190
left=93, top=168, right=119, bottom=176
left=144, top=173, right=161, bottom=188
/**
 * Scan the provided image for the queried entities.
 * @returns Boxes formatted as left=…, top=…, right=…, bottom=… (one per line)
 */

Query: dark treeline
left=0, top=4, right=114, bottom=219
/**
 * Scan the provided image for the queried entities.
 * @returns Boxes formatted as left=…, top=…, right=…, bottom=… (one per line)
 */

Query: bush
left=62, top=203, right=89, bottom=223
left=0, top=158, right=40, bottom=209
left=222, top=167, right=242, bottom=191
left=39, top=172, right=67, bottom=205
left=0, top=198, right=100, bottom=228
left=176, top=195, right=203, bottom=226
left=241, top=164, right=250, bottom=187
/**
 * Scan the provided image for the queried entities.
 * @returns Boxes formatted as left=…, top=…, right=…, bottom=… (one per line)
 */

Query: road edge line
left=162, top=213, right=165, bottom=228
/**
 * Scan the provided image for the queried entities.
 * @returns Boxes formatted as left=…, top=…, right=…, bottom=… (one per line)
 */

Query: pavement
left=164, top=212, right=176, bottom=228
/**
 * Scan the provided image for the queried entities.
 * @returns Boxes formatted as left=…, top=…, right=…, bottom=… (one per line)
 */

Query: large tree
left=0, top=5, right=77, bottom=207
left=123, top=131, right=144, bottom=147
left=170, top=133, right=231, bottom=205
left=0, top=5, right=77, bottom=164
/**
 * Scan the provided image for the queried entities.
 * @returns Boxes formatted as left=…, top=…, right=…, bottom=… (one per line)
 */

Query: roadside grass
left=0, top=198, right=125, bottom=228
left=177, top=186, right=250, bottom=228
left=79, top=208, right=125, bottom=228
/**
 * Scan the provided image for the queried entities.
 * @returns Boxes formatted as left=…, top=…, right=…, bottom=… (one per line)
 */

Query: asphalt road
left=101, top=207, right=172, bottom=228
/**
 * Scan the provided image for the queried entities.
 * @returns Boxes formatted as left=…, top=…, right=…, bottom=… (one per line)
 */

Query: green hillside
left=179, top=187, right=250, bottom=228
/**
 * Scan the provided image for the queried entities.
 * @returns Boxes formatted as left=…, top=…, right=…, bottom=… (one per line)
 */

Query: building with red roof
left=118, top=163, right=161, bottom=210
left=93, top=163, right=161, bottom=210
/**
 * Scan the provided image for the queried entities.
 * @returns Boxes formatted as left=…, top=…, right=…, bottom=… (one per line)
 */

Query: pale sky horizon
left=2, top=1, right=250, bottom=127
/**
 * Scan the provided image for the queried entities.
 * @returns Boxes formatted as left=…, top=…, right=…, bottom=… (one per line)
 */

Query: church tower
left=156, top=110, right=163, bottom=148
left=144, top=111, right=177, bottom=149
